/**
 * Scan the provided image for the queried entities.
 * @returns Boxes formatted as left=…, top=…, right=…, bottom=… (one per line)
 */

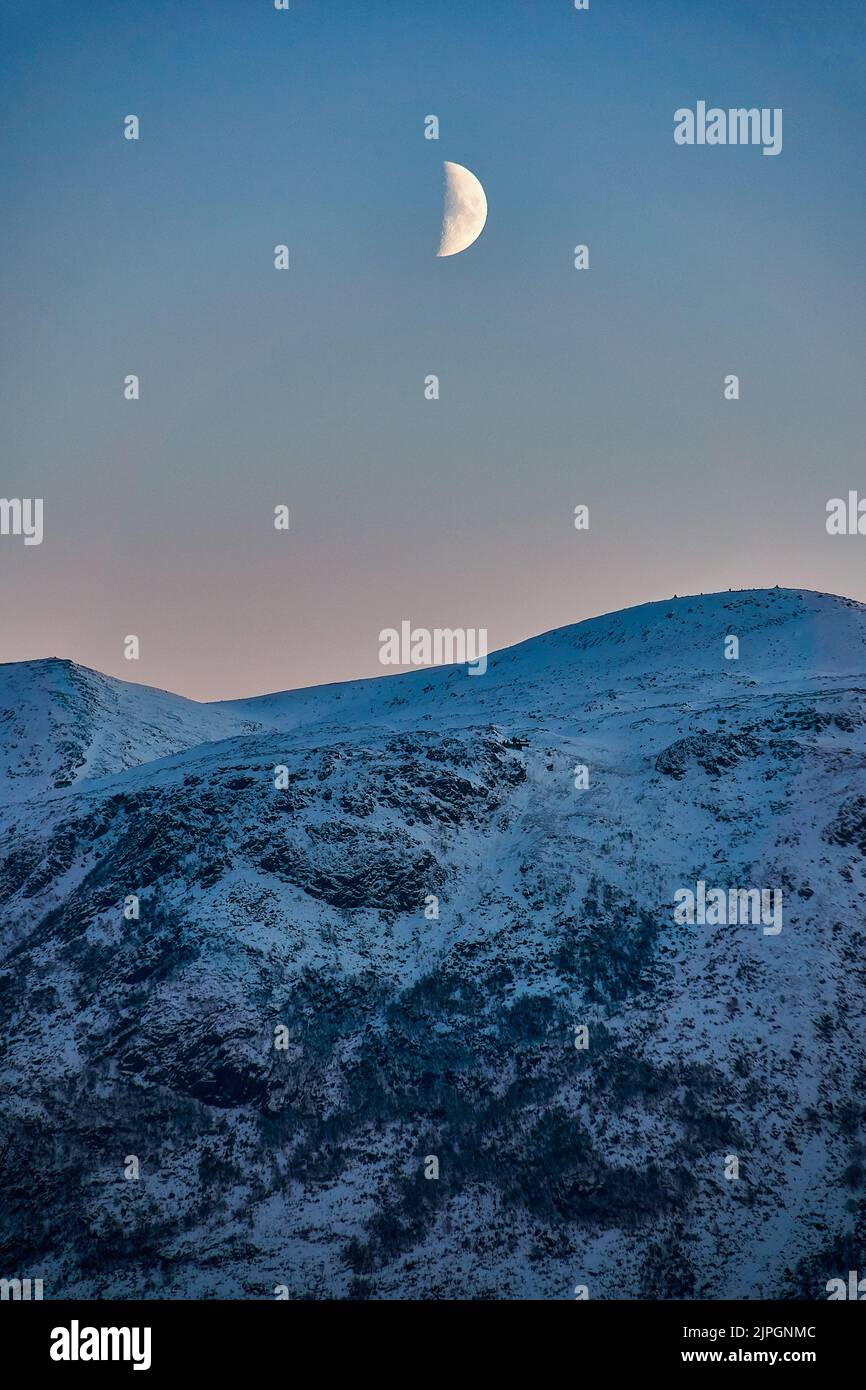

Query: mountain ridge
left=1, top=585, right=865, bottom=1299
left=4, top=586, right=866, bottom=807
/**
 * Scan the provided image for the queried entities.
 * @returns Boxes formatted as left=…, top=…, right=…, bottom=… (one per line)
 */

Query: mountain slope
left=0, top=658, right=262, bottom=804
left=1, top=588, right=865, bottom=1300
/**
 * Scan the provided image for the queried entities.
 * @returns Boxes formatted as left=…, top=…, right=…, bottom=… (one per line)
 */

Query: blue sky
left=1, top=0, right=865, bottom=698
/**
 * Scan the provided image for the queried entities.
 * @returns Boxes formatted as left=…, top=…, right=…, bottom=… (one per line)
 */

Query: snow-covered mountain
left=1, top=588, right=865, bottom=1299
left=0, top=658, right=261, bottom=804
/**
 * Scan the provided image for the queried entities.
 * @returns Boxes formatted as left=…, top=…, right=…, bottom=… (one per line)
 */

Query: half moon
left=437, top=161, right=488, bottom=257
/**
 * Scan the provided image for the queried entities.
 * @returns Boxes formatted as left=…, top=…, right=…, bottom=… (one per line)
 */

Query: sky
left=1, top=0, right=865, bottom=700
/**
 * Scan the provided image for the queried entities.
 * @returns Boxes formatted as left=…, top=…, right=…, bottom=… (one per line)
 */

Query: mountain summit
left=1, top=588, right=865, bottom=1298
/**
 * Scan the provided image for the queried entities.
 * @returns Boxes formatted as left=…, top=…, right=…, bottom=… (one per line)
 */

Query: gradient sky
left=1, top=0, right=865, bottom=700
